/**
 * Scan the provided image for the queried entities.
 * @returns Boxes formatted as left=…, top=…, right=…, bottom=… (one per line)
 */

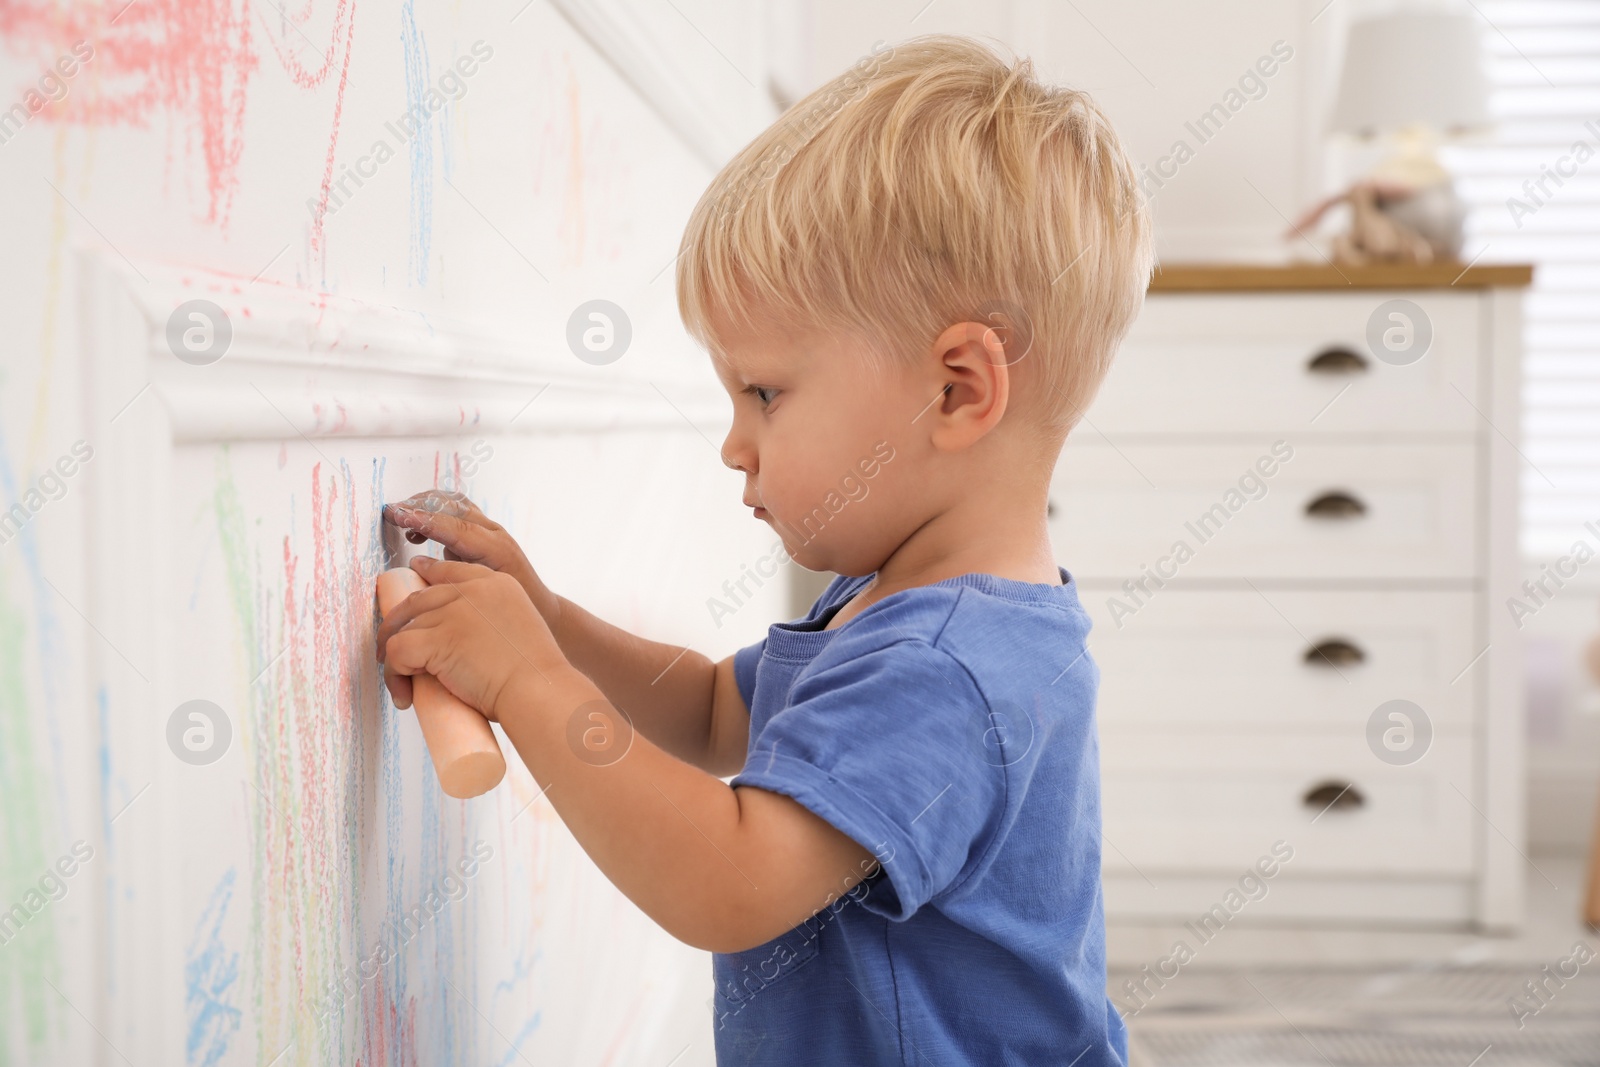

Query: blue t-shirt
left=715, top=569, right=1125, bottom=1067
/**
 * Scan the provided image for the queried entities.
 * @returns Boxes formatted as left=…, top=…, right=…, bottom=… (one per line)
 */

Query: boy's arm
left=377, top=558, right=878, bottom=953
left=385, top=498, right=747, bottom=773
left=546, top=596, right=752, bottom=776
left=499, top=663, right=875, bottom=953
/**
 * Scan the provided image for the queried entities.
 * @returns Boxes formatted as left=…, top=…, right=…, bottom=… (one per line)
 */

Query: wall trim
left=87, top=256, right=726, bottom=444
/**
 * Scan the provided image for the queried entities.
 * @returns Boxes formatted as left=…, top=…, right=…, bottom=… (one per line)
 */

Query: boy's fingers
left=374, top=585, right=457, bottom=662
left=381, top=629, right=439, bottom=681
left=384, top=664, right=414, bottom=710
left=385, top=504, right=470, bottom=548
left=397, top=487, right=470, bottom=512
left=396, top=490, right=493, bottom=527
left=385, top=505, right=500, bottom=562
left=398, top=490, right=506, bottom=535
left=408, top=557, right=497, bottom=586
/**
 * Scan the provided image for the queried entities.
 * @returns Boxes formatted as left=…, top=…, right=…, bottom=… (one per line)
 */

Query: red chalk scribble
left=0, top=0, right=256, bottom=225
left=356, top=968, right=418, bottom=1067
left=0, top=0, right=356, bottom=243
left=257, top=0, right=357, bottom=255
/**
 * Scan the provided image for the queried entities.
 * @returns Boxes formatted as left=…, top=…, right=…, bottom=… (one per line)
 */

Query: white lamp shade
left=1329, top=12, right=1490, bottom=137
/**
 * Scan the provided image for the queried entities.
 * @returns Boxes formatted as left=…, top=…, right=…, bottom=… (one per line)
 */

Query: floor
left=1106, top=853, right=1600, bottom=1066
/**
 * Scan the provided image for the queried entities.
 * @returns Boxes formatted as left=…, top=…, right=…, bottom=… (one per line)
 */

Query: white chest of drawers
left=1054, top=263, right=1532, bottom=931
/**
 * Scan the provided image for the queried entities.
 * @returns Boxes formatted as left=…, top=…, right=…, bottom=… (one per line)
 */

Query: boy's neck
left=824, top=490, right=1059, bottom=630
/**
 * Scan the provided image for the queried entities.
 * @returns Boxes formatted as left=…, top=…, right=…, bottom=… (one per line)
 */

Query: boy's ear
left=924, top=320, right=1011, bottom=452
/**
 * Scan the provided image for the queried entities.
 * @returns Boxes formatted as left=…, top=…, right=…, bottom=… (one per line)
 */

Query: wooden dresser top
left=1149, top=262, right=1535, bottom=292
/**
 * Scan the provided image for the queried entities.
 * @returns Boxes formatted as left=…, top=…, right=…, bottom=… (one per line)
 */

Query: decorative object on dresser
left=1052, top=261, right=1533, bottom=931
left=1312, top=11, right=1491, bottom=264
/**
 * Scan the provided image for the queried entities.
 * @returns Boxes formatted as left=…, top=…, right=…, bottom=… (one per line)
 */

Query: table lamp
left=1327, top=10, right=1490, bottom=257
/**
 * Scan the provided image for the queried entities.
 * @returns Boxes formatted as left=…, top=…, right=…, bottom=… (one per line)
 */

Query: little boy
left=377, top=34, right=1150, bottom=1066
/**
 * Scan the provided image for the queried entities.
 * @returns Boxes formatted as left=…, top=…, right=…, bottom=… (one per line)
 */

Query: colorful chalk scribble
left=211, top=449, right=486, bottom=1064
left=0, top=0, right=667, bottom=1054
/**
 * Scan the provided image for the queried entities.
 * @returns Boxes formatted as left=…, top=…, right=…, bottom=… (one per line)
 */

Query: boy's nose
left=720, top=436, right=752, bottom=474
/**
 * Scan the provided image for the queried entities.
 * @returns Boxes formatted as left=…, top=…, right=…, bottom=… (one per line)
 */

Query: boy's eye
left=747, top=385, right=780, bottom=407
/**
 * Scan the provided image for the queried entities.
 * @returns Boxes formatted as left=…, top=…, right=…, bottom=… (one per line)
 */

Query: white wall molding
left=87, top=256, right=727, bottom=444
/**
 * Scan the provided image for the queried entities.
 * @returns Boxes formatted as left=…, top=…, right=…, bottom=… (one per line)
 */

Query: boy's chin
left=769, top=533, right=836, bottom=574
left=778, top=538, right=879, bottom=579
left=776, top=538, right=830, bottom=573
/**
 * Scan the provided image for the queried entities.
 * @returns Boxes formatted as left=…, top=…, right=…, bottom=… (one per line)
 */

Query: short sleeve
left=730, top=639, right=1004, bottom=921
left=732, top=638, right=765, bottom=710
left=730, top=574, right=871, bottom=711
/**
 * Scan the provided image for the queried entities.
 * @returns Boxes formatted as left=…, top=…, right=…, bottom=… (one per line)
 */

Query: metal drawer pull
left=1305, top=639, right=1366, bottom=668
left=1302, top=781, right=1364, bottom=812
left=1305, top=490, right=1367, bottom=519
left=1307, top=347, right=1368, bottom=375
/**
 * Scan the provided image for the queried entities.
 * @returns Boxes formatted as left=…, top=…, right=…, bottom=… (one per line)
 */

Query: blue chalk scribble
left=185, top=868, right=243, bottom=1066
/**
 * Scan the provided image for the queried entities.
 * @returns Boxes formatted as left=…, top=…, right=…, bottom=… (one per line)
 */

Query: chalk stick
left=376, top=567, right=507, bottom=799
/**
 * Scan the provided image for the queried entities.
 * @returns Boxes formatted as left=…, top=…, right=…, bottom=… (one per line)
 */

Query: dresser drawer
left=1100, top=729, right=1476, bottom=876
left=1080, top=589, right=1478, bottom=729
left=1051, top=440, right=1478, bottom=580
left=1088, top=291, right=1483, bottom=435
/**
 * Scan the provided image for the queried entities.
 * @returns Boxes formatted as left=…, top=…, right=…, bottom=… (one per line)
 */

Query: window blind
left=1443, top=0, right=1600, bottom=559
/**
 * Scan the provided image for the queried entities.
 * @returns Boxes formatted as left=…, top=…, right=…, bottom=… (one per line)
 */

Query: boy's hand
left=383, top=491, right=560, bottom=621
left=375, top=557, right=567, bottom=722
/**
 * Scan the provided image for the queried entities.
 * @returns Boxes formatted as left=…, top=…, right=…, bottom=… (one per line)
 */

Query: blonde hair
left=676, top=35, right=1153, bottom=437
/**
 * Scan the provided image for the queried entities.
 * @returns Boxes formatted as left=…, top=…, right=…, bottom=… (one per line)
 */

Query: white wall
left=0, top=2, right=780, bottom=1063
left=782, top=0, right=1342, bottom=261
